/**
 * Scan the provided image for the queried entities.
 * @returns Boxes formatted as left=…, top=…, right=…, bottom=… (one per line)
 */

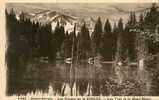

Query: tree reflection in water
left=8, top=60, right=145, bottom=96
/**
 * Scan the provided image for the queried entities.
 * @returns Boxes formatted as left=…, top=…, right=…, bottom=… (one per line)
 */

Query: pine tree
left=116, top=18, right=126, bottom=62
left=112, top=23, right=118, bottom=59
left=101, top=19, right=113, bottom=61
left=125, top=12, right=137, bottom=61
left=145, top=3, right=159, bottom=29
left=78, top=22, right=91, bottom=59
left=54, top=21, right=65, bottom=51
left=104, top=19, right=112, bottom=33
left=91, top=17, right=103, bottom=55
left=136, top=13, right=148, bottom=61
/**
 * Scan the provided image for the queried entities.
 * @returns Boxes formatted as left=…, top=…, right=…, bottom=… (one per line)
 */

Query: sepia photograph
left=4, top=2, right=159, bottom=96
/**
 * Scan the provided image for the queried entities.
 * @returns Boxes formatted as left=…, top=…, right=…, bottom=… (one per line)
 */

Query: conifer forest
left=5, top=3, right=159, bottom=96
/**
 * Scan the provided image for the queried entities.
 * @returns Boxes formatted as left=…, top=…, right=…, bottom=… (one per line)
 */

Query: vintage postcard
left=1, top=0, right=159, bottom=100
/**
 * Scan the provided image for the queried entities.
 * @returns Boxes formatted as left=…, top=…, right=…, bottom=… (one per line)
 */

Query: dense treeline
left=6, top=4, right=159, bottom=65
left=6, top=10, right=53, bottom=67
left=5, top=9, right=66, bottom=95
left=6, top=4, right=159, bottom=66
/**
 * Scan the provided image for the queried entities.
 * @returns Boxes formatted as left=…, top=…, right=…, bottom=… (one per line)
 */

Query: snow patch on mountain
left=14, top=10, right=96, bottom=33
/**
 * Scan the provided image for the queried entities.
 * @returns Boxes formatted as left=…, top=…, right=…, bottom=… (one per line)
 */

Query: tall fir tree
left=101, top=19, right=113, bottom=61
left=91, top=17, right=103, bottom=55
left=145, top=3, right=159, bottom=30
left=78, top=22, right=91, bottom=59
left=112, top=23, right=118, bottom=59
left=125, top=12, right=137, bottom=61
left=53, top=21, right=65, bottom=52
left=116, top=18, right=126, bottom=62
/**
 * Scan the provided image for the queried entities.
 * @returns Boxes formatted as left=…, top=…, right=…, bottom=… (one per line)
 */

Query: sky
left=6, top=3, right=158, bottom=25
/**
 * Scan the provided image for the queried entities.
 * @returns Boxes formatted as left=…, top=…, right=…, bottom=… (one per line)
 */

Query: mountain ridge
left=15, top=9, right=96, bottom=33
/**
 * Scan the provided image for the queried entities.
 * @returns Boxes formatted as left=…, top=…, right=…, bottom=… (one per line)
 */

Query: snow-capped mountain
left=15, top=9, right=96, bottom=33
